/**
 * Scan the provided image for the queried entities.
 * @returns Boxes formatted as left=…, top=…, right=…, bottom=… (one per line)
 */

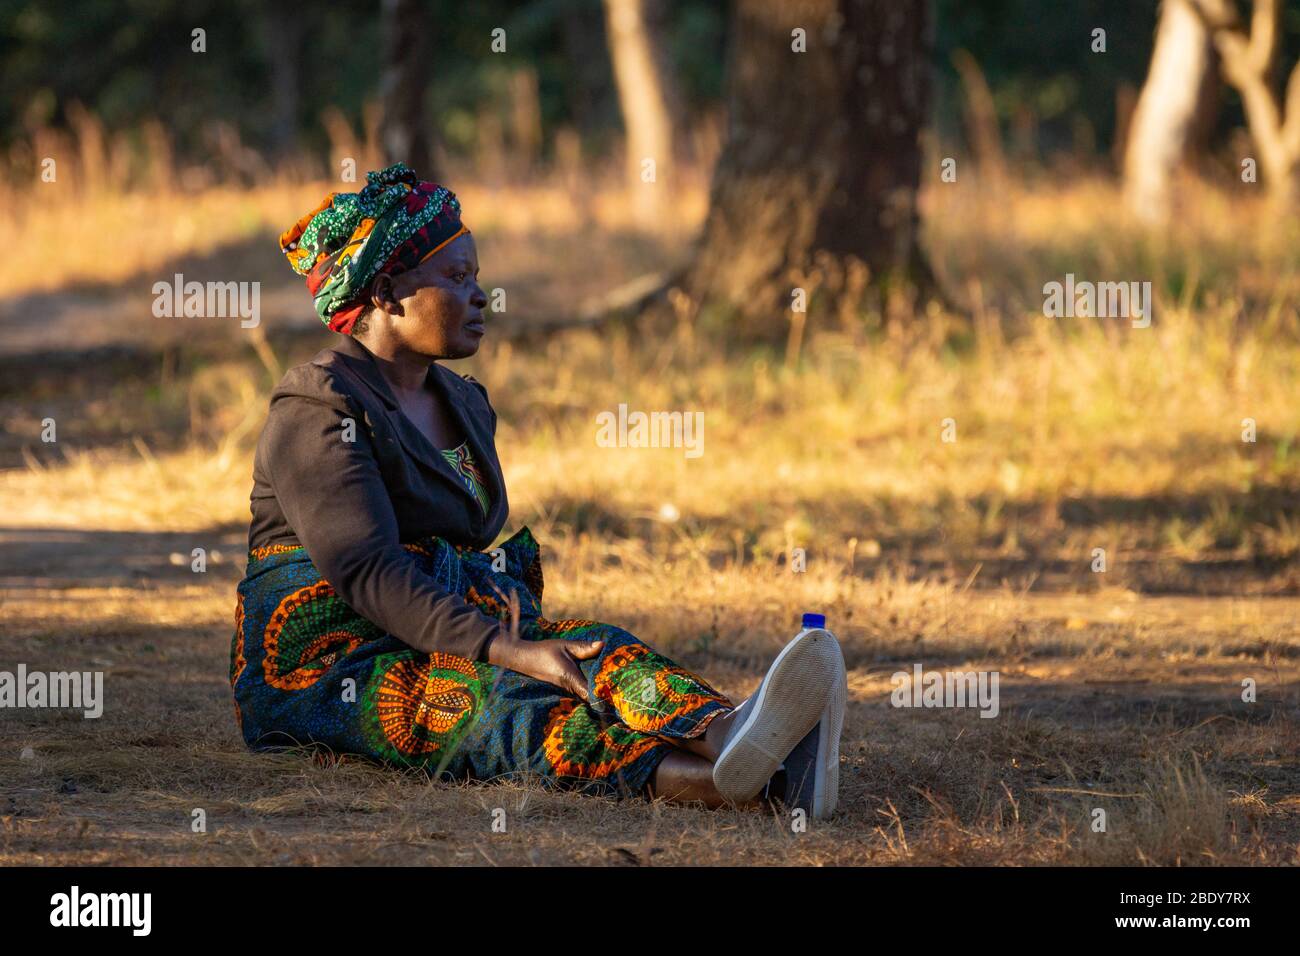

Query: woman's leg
left=527, top=618, right=736, bottom=745
left=462, top=531, right=748, bottom=768
left=666, top=704, right=739, bottom=761
left=520, top=622, right=788, bottom=804
left=647, top=748, right=765, bottom=809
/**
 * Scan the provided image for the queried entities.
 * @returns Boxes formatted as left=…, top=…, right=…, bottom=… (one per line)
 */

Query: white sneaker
left=712, top=628, right=844, bottom=803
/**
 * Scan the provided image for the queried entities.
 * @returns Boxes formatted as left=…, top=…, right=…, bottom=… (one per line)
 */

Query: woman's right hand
left=487, top=633, right=604, bottom=704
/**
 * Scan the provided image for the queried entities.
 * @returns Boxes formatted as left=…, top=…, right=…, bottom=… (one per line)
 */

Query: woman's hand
left=487, top=633, right=604, bottom=703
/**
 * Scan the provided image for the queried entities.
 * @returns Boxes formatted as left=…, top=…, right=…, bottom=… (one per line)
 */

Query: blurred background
left=1, top=0, right=1298, bottom=865
left=2, top=0, right=1297, bottom=590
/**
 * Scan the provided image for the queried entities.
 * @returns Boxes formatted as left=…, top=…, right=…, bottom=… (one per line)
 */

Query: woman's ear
left=369, top=273, right=403, bottom=316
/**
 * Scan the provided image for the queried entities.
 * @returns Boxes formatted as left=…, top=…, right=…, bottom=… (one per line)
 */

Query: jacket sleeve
left=261, top=366, right=506, bottom=661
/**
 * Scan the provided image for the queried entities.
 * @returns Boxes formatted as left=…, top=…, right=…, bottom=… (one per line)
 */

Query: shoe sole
left=786, top=640, right=847, bottom=819
left=813, top=644, right=847, bottom=819
left=713, top=629, right=843, bottom=803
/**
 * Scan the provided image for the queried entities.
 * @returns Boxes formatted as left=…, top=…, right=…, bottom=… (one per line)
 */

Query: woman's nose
left=470, top=284, right=488, bottom=308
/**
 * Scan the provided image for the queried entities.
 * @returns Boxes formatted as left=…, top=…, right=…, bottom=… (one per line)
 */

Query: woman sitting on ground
left=231, top=163, right=846, bottom=816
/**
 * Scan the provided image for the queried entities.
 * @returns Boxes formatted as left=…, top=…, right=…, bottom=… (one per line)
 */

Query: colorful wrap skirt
left=231, top=526, right=734, bottom=797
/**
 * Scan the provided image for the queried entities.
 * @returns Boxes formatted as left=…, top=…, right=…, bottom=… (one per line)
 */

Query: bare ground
left=2, top=555, right=1297, bottom=866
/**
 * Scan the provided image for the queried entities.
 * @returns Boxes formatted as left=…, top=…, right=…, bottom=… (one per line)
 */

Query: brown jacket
left=246, top=334, right=511, bottom=661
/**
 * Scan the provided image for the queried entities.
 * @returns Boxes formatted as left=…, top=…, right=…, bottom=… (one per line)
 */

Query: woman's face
left=367, top=232, right=487, bottom=359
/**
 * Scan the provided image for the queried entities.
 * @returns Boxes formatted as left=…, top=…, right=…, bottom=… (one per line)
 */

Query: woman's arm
left=264, top=365, right=603, bottom=702
left=261, top=375, right=507, bottom=661
left=461, top=375, right=605, bottom=702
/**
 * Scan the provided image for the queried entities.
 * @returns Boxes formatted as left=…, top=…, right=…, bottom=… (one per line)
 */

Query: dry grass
left=1, top=147, right=1298, bottom=864
left=8, top=297, right=1299, bottom=583
left=2, top=569, right=1296, bottom=865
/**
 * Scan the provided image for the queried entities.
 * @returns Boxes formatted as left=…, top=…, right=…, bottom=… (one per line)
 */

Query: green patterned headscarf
left=279, top=163, right=470, bottom=334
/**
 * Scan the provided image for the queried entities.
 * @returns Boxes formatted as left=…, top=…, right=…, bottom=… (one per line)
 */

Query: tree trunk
left=379, top=0, right=434, bottom=178
left=679, top=0, right=933, bottom=338
left=260, top=7, right=303, bottom=163
left=1188, top=0, right=1300, bottom=206
left=1123, top=0, right=1215, bottom=224
left=562, top=4, right=617, bottom=139
left=952, top=49, right=1006, bottom=189
left=603, top=0, right=678, bottom=230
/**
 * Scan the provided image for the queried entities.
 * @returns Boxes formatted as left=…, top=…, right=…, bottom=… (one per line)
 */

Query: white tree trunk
left=1124, top=0, right=1212, bottom=223
left=603, top=0, right=675, bottom=230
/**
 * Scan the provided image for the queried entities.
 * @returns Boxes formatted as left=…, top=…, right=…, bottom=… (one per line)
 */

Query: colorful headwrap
left=279, top=162, right=470, bottom=334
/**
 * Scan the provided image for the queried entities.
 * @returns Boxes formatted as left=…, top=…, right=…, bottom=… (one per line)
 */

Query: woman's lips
left=465, top=320, right=486, bottom=335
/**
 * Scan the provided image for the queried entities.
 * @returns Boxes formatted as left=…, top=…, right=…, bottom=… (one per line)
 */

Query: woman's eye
left=452, top=272, right=466, bottom=282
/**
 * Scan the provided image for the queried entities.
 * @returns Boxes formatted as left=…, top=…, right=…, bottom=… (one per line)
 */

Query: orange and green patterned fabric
left=232, top=525, right=734, bottom=796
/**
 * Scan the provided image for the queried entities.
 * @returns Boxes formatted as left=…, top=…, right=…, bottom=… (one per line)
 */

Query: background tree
left=379, top=0, right=434, bottom=176
left=257, top=7, right=304, bottom=162
left=1192, top=0, right=1300, bottom=205
left=677, top=0, right=934, bottom=342
left=1123, top=0, right=1217, bottom=224
left=603, top=0, right=678, bottom=229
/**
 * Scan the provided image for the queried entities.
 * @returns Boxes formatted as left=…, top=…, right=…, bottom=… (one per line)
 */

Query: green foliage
left=0, top=0, right=726, bottom=165
left=11, top=0, right=1300, bottom=173
left=933, top=0, right=1159, bottom=157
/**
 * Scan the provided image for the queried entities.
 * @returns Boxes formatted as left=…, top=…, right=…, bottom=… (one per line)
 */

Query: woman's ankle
left=699, top=704, right=740, bottom=761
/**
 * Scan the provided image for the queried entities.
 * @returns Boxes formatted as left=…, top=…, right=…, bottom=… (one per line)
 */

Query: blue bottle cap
left=802, top=612, right=826, bottom=629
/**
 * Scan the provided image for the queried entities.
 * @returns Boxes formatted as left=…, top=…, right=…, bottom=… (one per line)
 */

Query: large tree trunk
left=679, top=0, right=932, bottom=338
left=1123, top=0, right=1215, bottom=224
left=379, top=0, right=433, bottom=177
left=603, top=0, right=677, bottom=229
